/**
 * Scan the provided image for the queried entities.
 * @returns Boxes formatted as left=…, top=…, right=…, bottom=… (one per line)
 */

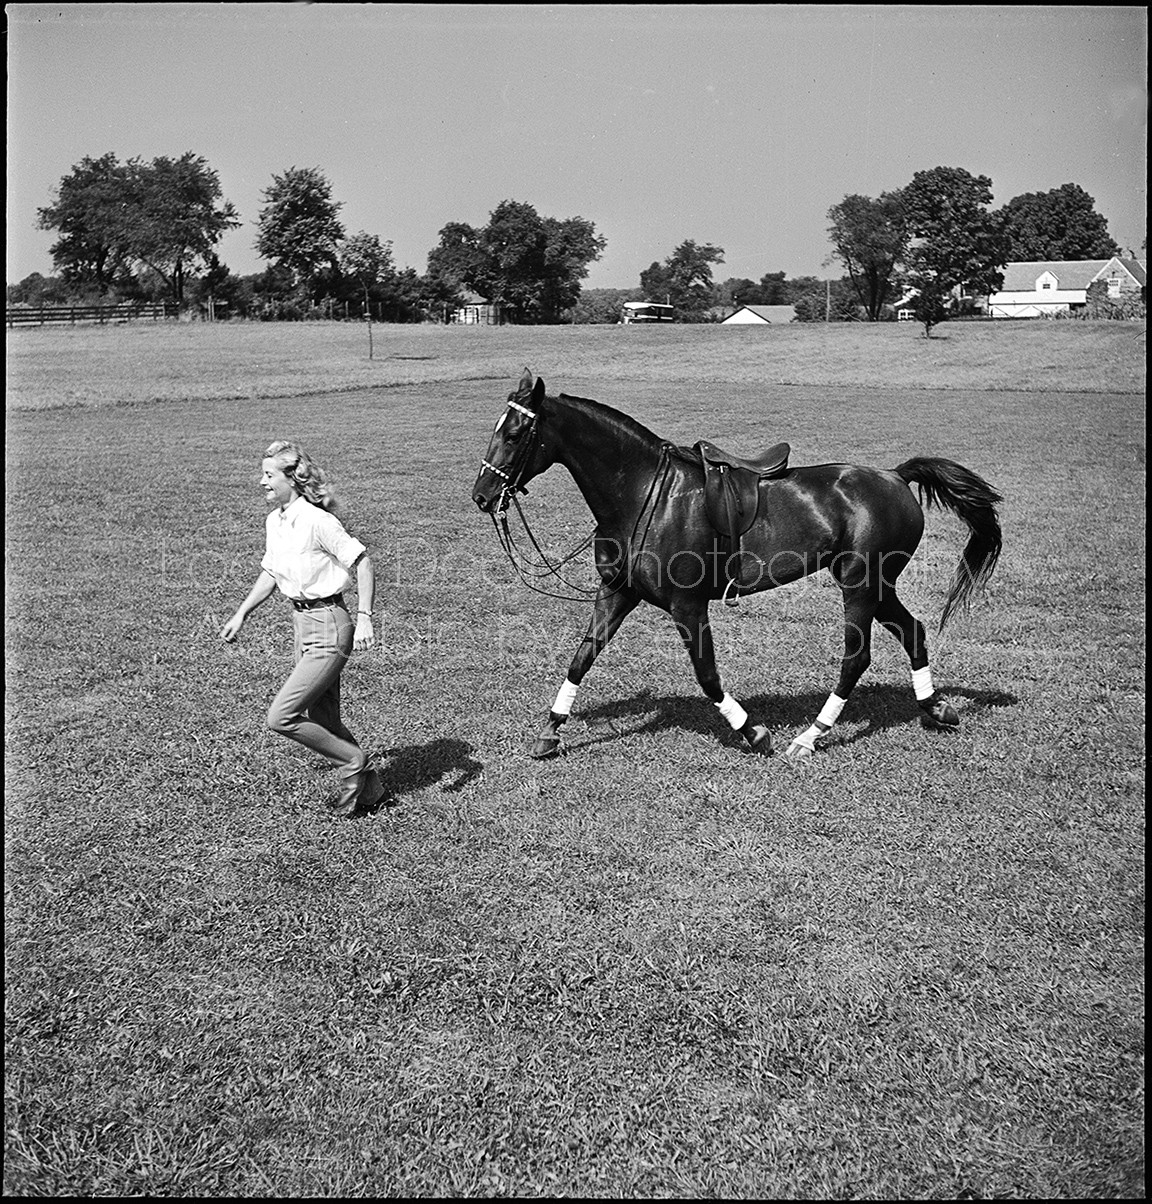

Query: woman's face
left=260, top=458, right=297, bottom=508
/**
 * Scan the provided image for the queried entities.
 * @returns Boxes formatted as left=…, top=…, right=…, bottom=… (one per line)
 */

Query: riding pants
left=266, top=602, right=366, bottom=782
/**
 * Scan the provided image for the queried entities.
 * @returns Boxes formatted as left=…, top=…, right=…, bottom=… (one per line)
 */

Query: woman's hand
left=353, top=613, right=375, bottom=652
left=219, top=612, right=246, bottom=643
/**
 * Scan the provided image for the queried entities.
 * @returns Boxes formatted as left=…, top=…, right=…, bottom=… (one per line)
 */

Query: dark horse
left=472, top=370, right=1002, bottom=760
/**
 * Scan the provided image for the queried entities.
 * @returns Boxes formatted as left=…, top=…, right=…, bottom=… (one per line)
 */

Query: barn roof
left=722, top=304, right=796, bottom=324
left=997, top=258, right=1145, bottom=292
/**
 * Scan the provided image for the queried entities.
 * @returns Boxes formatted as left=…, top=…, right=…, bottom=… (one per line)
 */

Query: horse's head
left=472, top=368, right=552, bottom=513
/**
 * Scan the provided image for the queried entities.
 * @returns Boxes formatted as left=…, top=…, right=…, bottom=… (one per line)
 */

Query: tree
left=570, top=288, right=642, bottom=324
left=1000, top=183, right=1120, bottom=261
left=122, top=153, right=239, bottom=306
left=826, top=191, right=909, bottom=320
left=255, top=167, right=346, bottom=298
left=911, top=283, right=950, bottom=337
left=641, top=240, right=725, bottom=320
left=425, top=202, right=606, bottom=323
left=900, top=166, right=1008, bottom=299
left=340, top=231, right=395, bottom=356
left=792, top=278, right=861, bottom=322
left=7, top=273, right=73, bottom=306
left=758, top=271, right=791, bottom=304
left=37, top=153, right=135, bottom=294
left=425, top=220, right=485, bottom=306
left=538, top=214, right=608, bottom=322
left=38, top=151, right=238, bottom=306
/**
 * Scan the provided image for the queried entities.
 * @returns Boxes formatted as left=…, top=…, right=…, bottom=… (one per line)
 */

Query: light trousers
left=266, top=603, right=366, bottom=781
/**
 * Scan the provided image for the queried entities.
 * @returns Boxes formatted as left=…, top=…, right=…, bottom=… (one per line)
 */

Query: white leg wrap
left=912, top=665, right=935, bottom=701
left=715, top=692, right=749, bottom=731
left=551, top=679, right=580, bottom=716
left=793, top=693, right=847, bottom=753
left=816, top=693, right=848, bottom=728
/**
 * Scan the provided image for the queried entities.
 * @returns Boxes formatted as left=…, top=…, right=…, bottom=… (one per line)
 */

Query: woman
left=220, top=441, right=383, bottom=817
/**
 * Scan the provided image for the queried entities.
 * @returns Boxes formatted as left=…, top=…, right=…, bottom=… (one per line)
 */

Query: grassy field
left=4, top=321, right=1145, bottom=1197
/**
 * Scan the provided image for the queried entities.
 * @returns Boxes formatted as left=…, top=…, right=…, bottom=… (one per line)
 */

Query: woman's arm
left=220, top=570, right=278, bottom=642
left=353, top=553, right=376, bottom=652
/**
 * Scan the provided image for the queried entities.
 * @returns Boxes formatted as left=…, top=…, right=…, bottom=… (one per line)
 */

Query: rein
left=489, top=442, right=673, bottom=604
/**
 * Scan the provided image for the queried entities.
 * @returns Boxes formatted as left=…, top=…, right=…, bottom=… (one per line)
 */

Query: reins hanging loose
left=488, top=444, right=673, bottom=605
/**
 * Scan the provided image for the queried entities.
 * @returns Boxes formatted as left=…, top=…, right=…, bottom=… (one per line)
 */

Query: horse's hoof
left=786, top=739, right=814, bottom=761
left=743, top=724, right=773, bottom=755
left=920, top=699, right=960, bottom=730
left=528, top=736, right=562, bottom=759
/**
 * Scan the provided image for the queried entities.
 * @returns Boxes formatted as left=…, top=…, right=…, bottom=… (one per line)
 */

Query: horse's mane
left=554, top=391, right=663, bottom=449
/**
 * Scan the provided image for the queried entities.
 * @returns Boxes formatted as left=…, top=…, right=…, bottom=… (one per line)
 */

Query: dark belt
left=290, top=592, right=344, bottom=612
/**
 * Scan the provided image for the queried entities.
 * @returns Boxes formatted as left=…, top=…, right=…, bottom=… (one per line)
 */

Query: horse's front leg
left=529, top=584, right=641, bottom=759
left=670, top=598, right=772, bottom=755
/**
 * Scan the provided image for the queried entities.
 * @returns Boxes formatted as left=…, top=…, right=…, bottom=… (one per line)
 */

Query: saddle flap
left=695, top=441, right=764, bottom=539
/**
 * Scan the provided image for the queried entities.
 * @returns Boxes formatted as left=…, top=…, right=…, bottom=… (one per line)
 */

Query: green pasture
left=5, top=321, right=1145, bottom=1197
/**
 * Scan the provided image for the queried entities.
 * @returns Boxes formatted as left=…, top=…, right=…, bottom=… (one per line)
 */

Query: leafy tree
left=900, top=166, right=1008, bottom=299
left=255, top=167, right=346, bottom=298
left=1000, top=183, right=1120, bottom=261
left=7, top=273, right=73, bottom=306
left=717, top=278, right=764, bottom=308
left=122, top=153, right=239, bottom=306
left=425, top=221, right=484, bottom=307
left=792, top=278, right=860, bottom=321
left=827, top=192, right=908, bottom=320
left=759, top=271, right=791, bottom=304
left=641, top=240, right=725, bottom=320
left=340, top=231, right=396, bottom=356
left=425, top=202, right=605, bottom=323
left=570, top=288, right=642, bottom=324
left=538, top=214, right=608, bottom=321
left=638, top=260, right=674, bottom=306
left=911, top=282, right=950, bottom=337
left=37, top=153, right=135, bottom=294
left=39, top=151, right=238, bottom=306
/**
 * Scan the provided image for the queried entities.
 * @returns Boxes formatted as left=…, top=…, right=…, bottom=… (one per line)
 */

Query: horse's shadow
left=566, top=683, right=1017, bottom=754
left=364, top=736, right=483, bottom=811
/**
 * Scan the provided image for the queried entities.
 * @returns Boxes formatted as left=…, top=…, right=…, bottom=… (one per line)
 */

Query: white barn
left=721, top=304, right=796, bottom=325
left=987, top=258, right=1146, bottom=318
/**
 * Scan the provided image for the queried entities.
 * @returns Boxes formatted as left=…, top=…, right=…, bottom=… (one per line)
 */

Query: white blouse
left=261, top=495, right=366, bottom=601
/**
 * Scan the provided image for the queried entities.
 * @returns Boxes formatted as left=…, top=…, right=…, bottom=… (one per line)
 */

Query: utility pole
left=825, top=279, right=831, bottom=322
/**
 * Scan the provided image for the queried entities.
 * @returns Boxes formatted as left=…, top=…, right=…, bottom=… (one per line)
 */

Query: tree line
left=9, top=151, right=1136, bottom=324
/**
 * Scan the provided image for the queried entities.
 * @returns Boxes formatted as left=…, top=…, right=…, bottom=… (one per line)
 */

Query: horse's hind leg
left=670, top=598, right=772, bottom=754
left=529, top=584, right=640, bottom=758
left=875, top=592, right=959, bottom=729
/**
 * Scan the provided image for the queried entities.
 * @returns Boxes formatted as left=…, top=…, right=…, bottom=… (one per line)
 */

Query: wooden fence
left=6, top=302, right=178, bottom=329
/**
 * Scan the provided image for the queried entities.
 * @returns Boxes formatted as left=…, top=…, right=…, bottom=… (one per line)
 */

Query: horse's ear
left=518, top=368, right=533, bottom=395
left=531, top=377, right=546, bottom=407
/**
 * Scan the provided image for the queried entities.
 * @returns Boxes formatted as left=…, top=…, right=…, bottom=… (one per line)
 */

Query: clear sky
left=7, top=3, right=1147, bottom=290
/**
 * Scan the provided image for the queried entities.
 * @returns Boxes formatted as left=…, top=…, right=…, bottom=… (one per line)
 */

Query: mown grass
left=5, top=316, right=1145, bottom=411
left=4, top=323, right=1145, bottom=1197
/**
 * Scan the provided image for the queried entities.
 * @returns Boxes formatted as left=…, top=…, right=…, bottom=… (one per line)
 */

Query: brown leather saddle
left=693, top=439, right=791, bottom=602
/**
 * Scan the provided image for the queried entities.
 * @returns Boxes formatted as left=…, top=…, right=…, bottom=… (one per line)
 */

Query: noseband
left=481, top=398, right=541, bottom=502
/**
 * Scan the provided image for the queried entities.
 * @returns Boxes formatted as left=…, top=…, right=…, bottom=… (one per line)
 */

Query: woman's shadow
left=363, top=737, right=483, bottom=812
left=566, top=683, right=1018, bottom=754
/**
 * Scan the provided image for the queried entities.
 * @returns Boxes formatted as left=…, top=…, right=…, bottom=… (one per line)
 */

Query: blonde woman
left=220, top=441, right=383, bottom=817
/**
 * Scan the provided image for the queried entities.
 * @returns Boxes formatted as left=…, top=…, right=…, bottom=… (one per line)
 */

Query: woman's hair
left=263, top=441, right=339, bottom=512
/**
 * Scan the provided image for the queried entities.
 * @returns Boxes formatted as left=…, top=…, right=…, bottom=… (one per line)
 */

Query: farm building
left=721, top=304, right=797, bottom=324
left=987, top=257, right=1146, bottom=318
left=451, top=291, right=504, bottom=325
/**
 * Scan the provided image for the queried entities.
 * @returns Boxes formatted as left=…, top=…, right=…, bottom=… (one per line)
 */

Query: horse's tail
left=895, top=457, right=1003, bottom=629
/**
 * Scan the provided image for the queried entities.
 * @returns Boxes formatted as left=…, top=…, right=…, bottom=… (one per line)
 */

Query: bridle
left=480, top=398, right=541, bottom=507
left=479, top=395, right=675, bottom=603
